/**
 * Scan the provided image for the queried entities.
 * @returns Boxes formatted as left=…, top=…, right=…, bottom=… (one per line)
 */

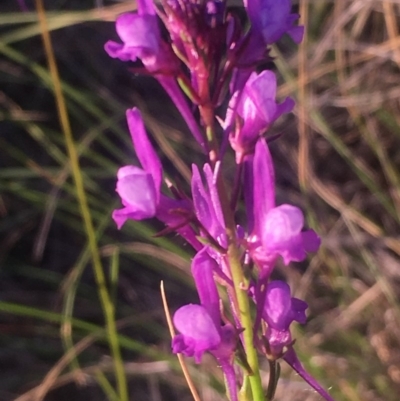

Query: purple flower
left=113, top=108, right=201, bottom=249
left=244, top=0, right=304, bottom=45
left=191, top=164, right=227, bottom=248
left=262, top=281, right=335, bottom=401
left=172, top=250, right=235, bottom=361
left=172, top=249, right=238, bottom=399
left=113, top=108, right=162, bottom=228
left=228, top=71, right=294, bottom=161
left=105, top=0, right=179, bottom=73
left=262, top=281, right=307, bottom=355
left=247, top=138, right=320, bottom=267
left=104, top=0, right=206, bottom=149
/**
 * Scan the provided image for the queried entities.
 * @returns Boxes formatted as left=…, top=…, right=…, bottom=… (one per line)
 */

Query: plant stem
left=224, top=223, right=265, bottom=401
left=202, top=110, right=264, bottom=401
left=35, top=2, right=128, bottom=400
left=266, top=360, right=279, bottom=401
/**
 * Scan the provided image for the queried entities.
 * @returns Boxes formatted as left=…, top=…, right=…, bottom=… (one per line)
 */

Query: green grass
left=1, top=1, right=400, bottom=401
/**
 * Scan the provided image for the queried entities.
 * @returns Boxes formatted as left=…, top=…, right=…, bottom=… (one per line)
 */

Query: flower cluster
left=105, top=0, right=334, bottom=400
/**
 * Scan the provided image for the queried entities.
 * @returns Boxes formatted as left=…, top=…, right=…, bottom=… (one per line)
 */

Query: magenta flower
left=172, top=249, right=238, bottom=399
left=262, top=281, right=335, bottom=401
left=244, top=0, right=304, bottom=45
left=262, top=280, right=307, bottom=356
left=113, top=108, right=201, bottom=249
left=172, top=250, right=234, bottom=361
left=247, top=138, right=320, bottom=267
left=228, top=71, right=294, bottom=161
left=191, top=164, right=226, bottom=248
left=104, top=0, right=179, bottom=73
left=104, top=0, right=205, bottom=148
left=113, top=108, right=162, bottom=228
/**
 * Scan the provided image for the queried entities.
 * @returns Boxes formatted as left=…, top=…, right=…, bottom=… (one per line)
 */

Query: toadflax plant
left=105, top=0, right=334, bottom=400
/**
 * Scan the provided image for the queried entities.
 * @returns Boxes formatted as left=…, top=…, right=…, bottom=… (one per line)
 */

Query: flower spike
left=104, top=0, right=335, bottom=399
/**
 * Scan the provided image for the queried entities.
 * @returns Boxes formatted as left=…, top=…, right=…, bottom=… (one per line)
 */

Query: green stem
left=201, top=107, right=264, bottom=401
left=225, top=229, right=264, bottom=401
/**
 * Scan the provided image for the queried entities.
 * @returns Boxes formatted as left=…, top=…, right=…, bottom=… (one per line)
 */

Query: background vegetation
left=1, top=1, right=400, bottom=400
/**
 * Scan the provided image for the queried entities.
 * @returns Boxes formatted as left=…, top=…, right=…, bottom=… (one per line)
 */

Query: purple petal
left=173, top=304, right=221, bottom=363
left=267, top=327, right=292, bottom=353
left=229, top=72, right=294, bottom=158
left=216, top=325, right=237, bottom=359
left=288, top=25, right=305, bottom=44
left=104, top=41, right=132, bottom=61
left=112, top=208, right=128, bottom=229
left=218, top=360, right=238, bottom=401
left=302, top=229, right=321, bottom=253
left=155, top=195, right=190, bottom=226
left=261, top=204, right=306, bottom=265
left=263, top=282, right=309, bottom=356
left=264, top=281, right=292, bottom=331
left=244, top=71, right=277, bottom=119
left=113, top=166, right=157, bottom=227
left=261, top=1, right=298, bottom=44
left=203, top=164, right=226, bottom=245
left=112, top=204, right=154, bottom=228
left=126, top=108, right=162, bottom=200
left=244, top=0, right=303, bottom=45
left=252, top=139, right=275, bottom=236
left=137, top=0, right=156, bottom=15
left=275, top=96, right=295, bottom=119
left=191, top=164, right=213, bottom=233
left=156, top=195, right=202, bottom=250
left=157, top=77, right=205, bottom=149
left=191, top=164, right=226, bottom=245
left=106, top=10, right=179, bottom=73
left=291, top=298, right=308, bottom=324
left=243, top=154, right=255, bottom=232
left=283, top=347, right=335, bottom=401
left=191, top=249, right=220, bottom=326
left=234, top=72, right=277, bottom=150
left=116, top=13, right=159, bottom=53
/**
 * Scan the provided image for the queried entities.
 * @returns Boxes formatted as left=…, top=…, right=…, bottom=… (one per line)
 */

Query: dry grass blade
left=160, top=282, right=202, bottom=401
left=297, top=0, right=310, bottom=194
left=14, top=335, right=98, bottom=401
left=101, top=243, right=191, bottom=275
